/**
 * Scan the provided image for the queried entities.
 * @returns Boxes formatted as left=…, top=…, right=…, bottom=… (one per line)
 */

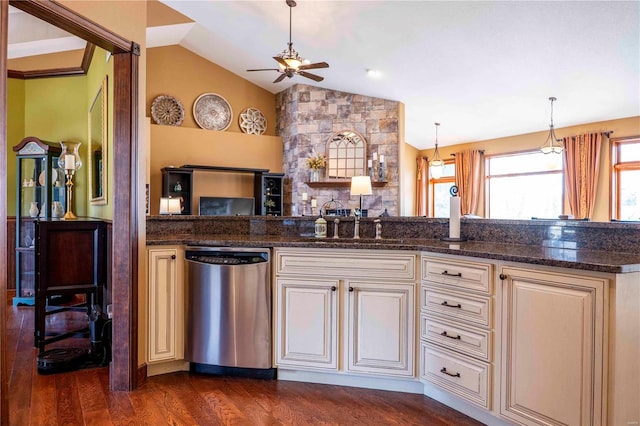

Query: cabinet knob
left=348, top=287, right=354, bottom=292
left=331, top=286, right=337, bottom=292
left=171, top=254, right=176, bottom=260
left=499, top=273, right=507, bottom=280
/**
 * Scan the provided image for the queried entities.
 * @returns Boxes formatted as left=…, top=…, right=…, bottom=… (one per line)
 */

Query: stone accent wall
left=276, top=84, right=400, bottom=216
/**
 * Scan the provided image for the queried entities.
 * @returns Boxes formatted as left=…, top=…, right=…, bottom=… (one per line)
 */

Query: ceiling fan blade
left=247, top=68, right=280, bottom=72
left=298, top=61, right=329, bottom=70
left=273, top=56, right=289, bottom=68
left=273, top=73, right=287, bottom=83
left=298, top=71, right=324, bottom=82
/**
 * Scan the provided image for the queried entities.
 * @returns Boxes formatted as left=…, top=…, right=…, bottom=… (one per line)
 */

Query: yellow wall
left=22, top=75, right=88, bottom=216
left=150, top=125, right=283, bottom=214
left=6, top=79, right=25, bottom=215
left=419, top=116, right=640, bottom=221
left=403, top=143, right=418, bottom=216
left=146, top=44, right=282, bottom=215
left=146, top=45, right=277, bottom=136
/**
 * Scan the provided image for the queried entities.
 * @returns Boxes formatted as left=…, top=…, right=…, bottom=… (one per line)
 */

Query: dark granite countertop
left=146, top=234, right=640, bottom=274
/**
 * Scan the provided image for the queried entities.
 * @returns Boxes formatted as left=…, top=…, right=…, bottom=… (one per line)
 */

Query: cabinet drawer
left=420, top=342, right=490, bottom=409
left=420, top=315, right=491, bottom=362
left=276, top=249, right=416, bottom=280
left=422, top=257, right=492, bottom=294
left=421, top=286, right=491, bottom=327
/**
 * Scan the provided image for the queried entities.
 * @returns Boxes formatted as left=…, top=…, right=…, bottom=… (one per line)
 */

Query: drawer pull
left=440, top=367, right=460, bottom=378
left=441, top=301, right=462, bottom=308
left=440, top=331, right=461, bottom=340
left=442, top=270, right=462, bottom=277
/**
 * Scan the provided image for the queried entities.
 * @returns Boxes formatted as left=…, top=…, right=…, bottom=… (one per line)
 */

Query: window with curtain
left=430, top=161, right=456, bottom=217
left=612, top=136, right=640, bottom=221
left=486, top=151, right=564, bottom=219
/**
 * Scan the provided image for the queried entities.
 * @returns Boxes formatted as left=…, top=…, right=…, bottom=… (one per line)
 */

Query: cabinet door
left=148, top=248, right=184, bottom=363
left=276, top=278, right=339, bottom=370
left=500, top=267, right=606, bottom=426
left=346, top=280, right=415, bottom=377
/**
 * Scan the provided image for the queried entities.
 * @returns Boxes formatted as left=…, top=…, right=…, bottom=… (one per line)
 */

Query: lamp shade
left=159, top=197, right=182, bottom=215
left=350, top=176, right=373, bottom=196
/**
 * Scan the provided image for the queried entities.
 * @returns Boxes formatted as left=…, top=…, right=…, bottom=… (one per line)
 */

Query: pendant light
left=540, top=97, right=564, bottom=154
left=430, top=122, right=444, bottom=179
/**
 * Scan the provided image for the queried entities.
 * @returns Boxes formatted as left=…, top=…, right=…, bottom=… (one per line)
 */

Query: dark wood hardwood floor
left=7, top=304, right=483, bottom=426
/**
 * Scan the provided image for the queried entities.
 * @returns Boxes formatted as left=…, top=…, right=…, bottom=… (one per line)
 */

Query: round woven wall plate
left=239, top=107, right=267, bottom=135
left=151, top=95, right=184, bottom=126
left=193, top=93, right=233, bottom=131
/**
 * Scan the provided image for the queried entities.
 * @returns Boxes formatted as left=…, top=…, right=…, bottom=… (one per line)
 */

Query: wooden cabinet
left=274, top=248, right=416, bottom=379
left=161, top=167, right=193, bottom=215
left=499, top=266, right=606, bottom=426
left=161, top=166, right=284, bottom=216
left=255, top=172, right=284, bottom=216
left=13, top=137, right=66, bottom=305
left=147, top=246, right=185, bottom=364
left=419, top=255, right=493, bottom=409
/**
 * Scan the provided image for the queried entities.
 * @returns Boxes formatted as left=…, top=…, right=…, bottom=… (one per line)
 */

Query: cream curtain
left=454, top=149, right=484, bottom=215
left=562, top=132, right=602, bottom=219
left=416, top=157, right=428, bottom=216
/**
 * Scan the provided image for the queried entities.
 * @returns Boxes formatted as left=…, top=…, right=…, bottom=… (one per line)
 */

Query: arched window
left=326, top=131, right=367, bottom=178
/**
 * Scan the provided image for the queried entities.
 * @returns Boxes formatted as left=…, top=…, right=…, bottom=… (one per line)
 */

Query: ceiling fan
left=247, top=0, right=329, bottom=83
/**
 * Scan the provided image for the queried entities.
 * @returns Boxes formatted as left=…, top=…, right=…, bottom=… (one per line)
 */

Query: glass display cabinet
left=13, top=136, right=66, bottom=305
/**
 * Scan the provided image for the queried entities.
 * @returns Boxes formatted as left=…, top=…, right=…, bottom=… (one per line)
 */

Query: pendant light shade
left=429, top=122, right=444, bottom=178
left=540, top=97, right=564, bottom=154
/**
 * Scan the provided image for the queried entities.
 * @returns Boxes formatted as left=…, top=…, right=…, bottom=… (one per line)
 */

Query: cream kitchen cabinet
left=147, top=246, right=185, bottom=365
left=419, top=255, right=494, bottom=410
left=274, top=248, right=416, bottom=379
left=499, top=266, right=607, bottom=426
left=275, top=277, right=339, bottom=370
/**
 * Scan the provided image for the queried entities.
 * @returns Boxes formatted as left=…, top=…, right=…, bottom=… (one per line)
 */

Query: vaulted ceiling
left=8, top=1, right=640, bottom=149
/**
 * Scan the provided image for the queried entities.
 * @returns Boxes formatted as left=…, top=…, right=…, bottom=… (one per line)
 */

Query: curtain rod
left=450, top=149, right=485, bottom=157
left=602, top=131, right=614, bottom=137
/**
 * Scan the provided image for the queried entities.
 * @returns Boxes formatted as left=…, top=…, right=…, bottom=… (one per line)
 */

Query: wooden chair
left=34, top=220, right=107, bottom=353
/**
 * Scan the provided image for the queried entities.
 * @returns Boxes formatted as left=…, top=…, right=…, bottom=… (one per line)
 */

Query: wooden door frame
left=1, top=2, right=140, bottom=419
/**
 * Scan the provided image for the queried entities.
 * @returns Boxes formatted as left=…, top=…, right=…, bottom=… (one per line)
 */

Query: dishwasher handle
left=185, top=250, right=268, bottom=266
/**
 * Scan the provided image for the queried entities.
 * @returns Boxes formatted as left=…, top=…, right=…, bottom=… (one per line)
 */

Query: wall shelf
left=305, top=181, right=388, bottom=189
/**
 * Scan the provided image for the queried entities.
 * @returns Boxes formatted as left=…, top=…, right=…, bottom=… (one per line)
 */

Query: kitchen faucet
left=333, top=218, right=340, bottom=239
left=353, top=210, right=361, bottom=239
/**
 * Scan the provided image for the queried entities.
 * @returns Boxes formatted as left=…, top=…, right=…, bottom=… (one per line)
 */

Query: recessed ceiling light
left=366, top=69, right=382, bottom=78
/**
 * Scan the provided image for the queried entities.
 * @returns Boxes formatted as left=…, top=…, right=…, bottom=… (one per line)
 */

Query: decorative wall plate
left=151, top=95, right=184, bottom=126
left=193, top=93, right=233, bottom=131
left=239, top=107, right=267, bottom=135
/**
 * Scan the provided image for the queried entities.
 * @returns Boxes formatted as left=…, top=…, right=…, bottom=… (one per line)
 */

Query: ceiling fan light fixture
left=246, top=0, right=329, bottom=83
left=540, top=96, right=564, bottom=154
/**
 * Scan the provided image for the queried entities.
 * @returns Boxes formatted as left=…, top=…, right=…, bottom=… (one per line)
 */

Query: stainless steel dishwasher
left=185, top=247, right=275, bottom=379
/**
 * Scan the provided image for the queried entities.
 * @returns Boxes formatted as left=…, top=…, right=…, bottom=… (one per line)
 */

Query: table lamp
left=350, top=175, right=372, bottom=213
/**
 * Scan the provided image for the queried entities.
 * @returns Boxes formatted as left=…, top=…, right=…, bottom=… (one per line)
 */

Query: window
left=430, top=161, right=456, bottom=217
left=612, top=136, right=640, bottom=221
left=326, top=131, right=366, bottom=178
left=486, top=151, right=563, bottom=219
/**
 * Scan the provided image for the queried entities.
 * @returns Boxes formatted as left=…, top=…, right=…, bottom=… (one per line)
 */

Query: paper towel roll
left=449, top=196, right=461, bottom=239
